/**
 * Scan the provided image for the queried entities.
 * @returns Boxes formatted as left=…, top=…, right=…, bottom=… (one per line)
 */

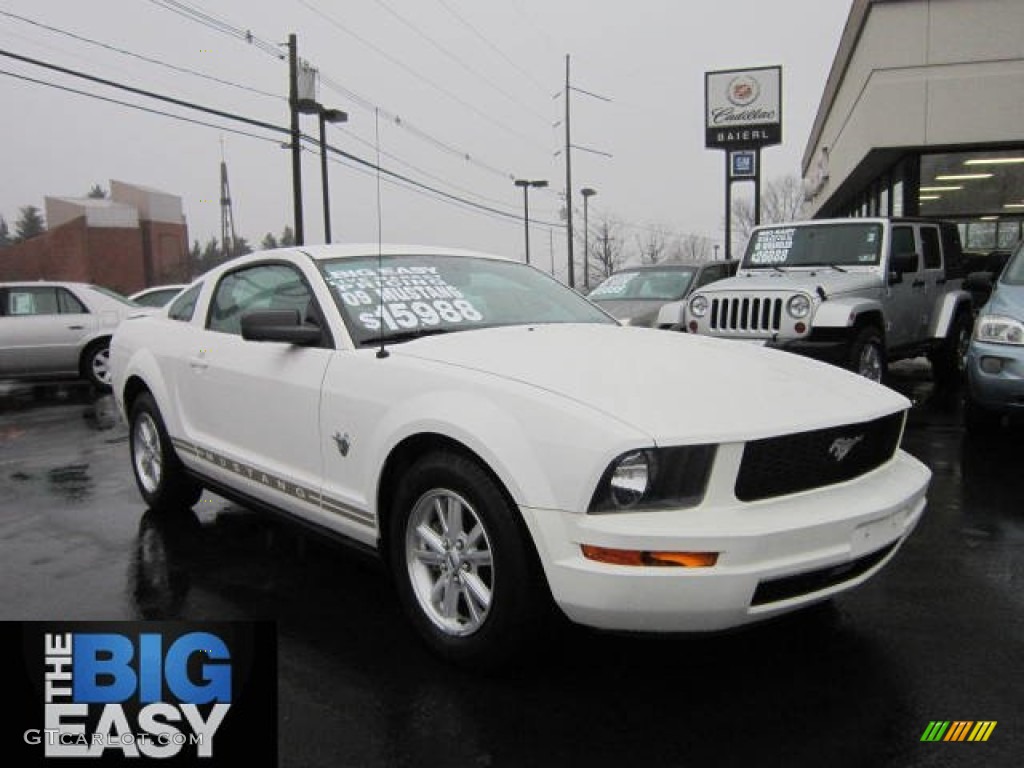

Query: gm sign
left=705, top=66, right=782, bottom=150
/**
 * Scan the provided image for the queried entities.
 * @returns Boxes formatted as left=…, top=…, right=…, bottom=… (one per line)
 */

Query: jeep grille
left=736, top=412, right=905, bottom=502
left=710, top=296, right=783, bottom=332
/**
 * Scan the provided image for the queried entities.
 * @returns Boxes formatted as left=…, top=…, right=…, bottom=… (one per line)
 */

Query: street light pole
left=514, top=179, right=547, bottom=265
left=299, top=99, right=348, bottom=244
left=581, top=187, right=596, bottom=291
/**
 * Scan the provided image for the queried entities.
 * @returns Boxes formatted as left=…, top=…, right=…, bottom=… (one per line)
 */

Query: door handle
left=67, top=324, right=85, bottom=330
left=189, top=357, right=208, bottom=371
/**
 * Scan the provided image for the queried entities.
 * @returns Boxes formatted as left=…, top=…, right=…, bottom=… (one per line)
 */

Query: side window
left=920, top=227, right=942, bottom=270
left=208, top=264, right=311, bottom=336
left=168, top=284, right=201, bottom=322
left=890, top=226, right=918, bottom=269
left=7, top=287, right=59, bottom=316
left=57, top=288, right=87, bottom=314
left=696, top=266, right=723, bottom=287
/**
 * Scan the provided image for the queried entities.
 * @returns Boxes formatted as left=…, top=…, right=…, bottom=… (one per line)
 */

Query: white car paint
left=111, top=245, right=931, bottom=638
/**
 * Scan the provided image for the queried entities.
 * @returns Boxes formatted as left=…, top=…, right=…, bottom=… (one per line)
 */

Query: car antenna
left=374, top=107, right=389, bottom=359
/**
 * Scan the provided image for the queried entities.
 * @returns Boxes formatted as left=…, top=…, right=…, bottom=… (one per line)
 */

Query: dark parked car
left=588, top=261, right=738, bottom=328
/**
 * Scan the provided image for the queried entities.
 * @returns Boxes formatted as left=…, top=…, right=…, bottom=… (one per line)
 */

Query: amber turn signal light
left=581, top=545, right=718, bottom=568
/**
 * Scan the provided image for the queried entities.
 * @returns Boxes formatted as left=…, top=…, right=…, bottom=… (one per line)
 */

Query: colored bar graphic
left=921, top=721, right=948, bottom=741
left=920, top=720, right=996, bottom=742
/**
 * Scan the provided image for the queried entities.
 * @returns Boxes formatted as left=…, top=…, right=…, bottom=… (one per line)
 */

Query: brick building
left=0, top=181, right=189, bottom=295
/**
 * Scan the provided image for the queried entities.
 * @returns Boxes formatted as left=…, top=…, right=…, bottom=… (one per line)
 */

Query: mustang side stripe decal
left=171, top=437, right=375, bottom=526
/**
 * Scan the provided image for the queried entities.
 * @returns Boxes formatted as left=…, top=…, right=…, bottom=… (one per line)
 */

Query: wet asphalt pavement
left=1, top=367, right=1021, bottom=768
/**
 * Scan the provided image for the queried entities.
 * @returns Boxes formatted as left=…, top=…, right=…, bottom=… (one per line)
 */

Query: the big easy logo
left=705, top=66, right=782, bottom=150
left=33, top=631, right=228, bottom=758
left=10, top=622, right=276, bottom=765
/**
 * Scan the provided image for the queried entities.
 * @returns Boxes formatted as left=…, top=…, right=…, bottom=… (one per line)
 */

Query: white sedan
left=110, top=245, right=930, bottom=665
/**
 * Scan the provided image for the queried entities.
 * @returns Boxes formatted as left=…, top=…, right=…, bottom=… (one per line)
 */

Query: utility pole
left=219, top=145, right=237, bottom=261
left=564, top=55, right=574, bottom=289
left=288, top=33, right=305, bottom=246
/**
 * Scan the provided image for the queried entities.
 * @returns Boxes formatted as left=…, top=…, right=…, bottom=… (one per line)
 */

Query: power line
left=370, top=0, right=549, bottom=122
left=295, top=0, right=549, bottom=153
left=0, top=67, right=283, bottom=145
left=1, top=47, right=565, bottom=229
left=0, top=9, right=283, bottom=100
left=138, top=0, right=524, bottom=184
left=433, top=0, right=551, bottom=96
left=145, top=0, right=284, bottom=59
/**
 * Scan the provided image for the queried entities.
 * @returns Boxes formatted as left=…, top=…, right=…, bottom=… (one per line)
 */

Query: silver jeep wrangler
left=681, top=218, right=974, bottom=384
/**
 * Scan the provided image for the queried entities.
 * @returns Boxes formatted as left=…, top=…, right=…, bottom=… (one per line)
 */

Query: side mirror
left=964, top=271, right=994, bottom=292
left=241, top=309, right=322, bottom=346
left=888, top=251, right=919, bottom=285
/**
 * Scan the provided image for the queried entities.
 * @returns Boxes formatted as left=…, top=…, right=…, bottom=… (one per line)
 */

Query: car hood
left=982, top=283, right=1024, bottom=318
left=699, top=270, right=881, bottom=298
left=591, top=299, right=666, bottom=326
left=394, top=324, right=908, bottom=444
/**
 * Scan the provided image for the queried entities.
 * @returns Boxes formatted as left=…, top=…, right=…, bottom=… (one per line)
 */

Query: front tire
left=931, top=311, right=972, bottom=387
left=81, top=339, right=112, bottom=391
left=389, top=452, right=545, bottom=667
left=848, top=326, right=886, bottom=383
left=129, top=392, right=202, bottom=511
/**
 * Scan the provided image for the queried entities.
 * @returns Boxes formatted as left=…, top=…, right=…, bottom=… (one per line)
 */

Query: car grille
left=710, top=295, right=783, bottom=332
left=750, top=540, right=899, bottom=606
left=735, top=412, right=905, bottom=502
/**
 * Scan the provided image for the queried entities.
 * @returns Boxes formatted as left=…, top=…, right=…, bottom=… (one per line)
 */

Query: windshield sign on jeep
left=743, top=223, right=883, bottom=269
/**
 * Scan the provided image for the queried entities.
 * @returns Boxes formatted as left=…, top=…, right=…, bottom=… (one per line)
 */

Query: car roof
left=293, top=243, right=516, bottom=263
left=0, top=280, right=95, bottom=289
left=610, top=261, right=717, bottom=272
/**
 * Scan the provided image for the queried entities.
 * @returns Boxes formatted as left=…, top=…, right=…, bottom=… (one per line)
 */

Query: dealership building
left=801, top=0, right=1024, bottom=253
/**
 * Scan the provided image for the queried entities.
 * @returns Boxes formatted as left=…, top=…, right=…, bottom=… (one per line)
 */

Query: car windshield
left=589, top=268, right=696, bottom=301
left=742, top=223, right=884, bottom=269
left=320, top=254, right=616, bottom=346
left=1000, top=241, right=1024, bottom=285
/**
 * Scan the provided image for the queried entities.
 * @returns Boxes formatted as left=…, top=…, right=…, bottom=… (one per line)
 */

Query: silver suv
left=685, top=218, right=975, bottom=384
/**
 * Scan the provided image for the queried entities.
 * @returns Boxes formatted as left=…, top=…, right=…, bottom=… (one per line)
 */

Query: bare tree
left=589, top=215, right=625, bottom=282
left=670, top=233, right=715, bottom=262
left=636, top=226, right=669, bottom=265
left=731, top=174, right=805, bottom=256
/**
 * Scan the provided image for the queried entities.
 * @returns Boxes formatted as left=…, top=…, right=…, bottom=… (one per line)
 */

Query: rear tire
left=388, top=451, right=546, bottom=668
left=81, top=339, right=112, bottom=391
left=848, top=326, right=886, bottom=383
left=129, top=392, right=202, bottom=511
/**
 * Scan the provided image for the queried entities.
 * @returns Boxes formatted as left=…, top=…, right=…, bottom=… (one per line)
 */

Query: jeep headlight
left=786, top=294, right=811, bottom=319
left=975, top=314, right=1024, bottom=345
left=589, top=446, right=716, bottom=513
left=689, top=295, right=709, bottom=318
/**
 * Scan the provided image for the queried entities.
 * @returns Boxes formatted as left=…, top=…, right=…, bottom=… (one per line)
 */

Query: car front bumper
left=520, top=448, right=930, bottom=632
left=966, top=340, right=1024, bottom=414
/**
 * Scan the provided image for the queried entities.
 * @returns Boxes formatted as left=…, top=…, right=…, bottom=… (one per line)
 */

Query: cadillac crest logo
left=727, top=75, right=760, bottom=106
left=829, top=435, right=865, bottom=462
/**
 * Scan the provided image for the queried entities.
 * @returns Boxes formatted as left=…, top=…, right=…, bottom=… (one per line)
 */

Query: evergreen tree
left=14, top=205, right=46, bottom=241
left=261, top=232, right=279, bottom=250
left=201, top=236, right=220, bottom=264
left=280, top=226, right=295, bottom=247
left=231, top=236, right=252, bottom=257
left=87, top=184, right=107, bottom=199
left=0, top=216, right=11, bottom=248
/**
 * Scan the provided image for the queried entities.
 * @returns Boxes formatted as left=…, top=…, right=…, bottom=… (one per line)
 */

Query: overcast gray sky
left=0, top=1, right=852, bottom=276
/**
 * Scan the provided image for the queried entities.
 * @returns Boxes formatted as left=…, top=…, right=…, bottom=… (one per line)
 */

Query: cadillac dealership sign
left=705, top=66, right=782, bottom=149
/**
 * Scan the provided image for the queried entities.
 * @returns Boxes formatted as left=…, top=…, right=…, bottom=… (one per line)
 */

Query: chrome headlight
left=786, top=294, right=811, bottom=319
left=975, top=314, right=1024, bottom=345
left=589, top=445, right=716, bottom=513
left=689, top=295, right=709, bottom=318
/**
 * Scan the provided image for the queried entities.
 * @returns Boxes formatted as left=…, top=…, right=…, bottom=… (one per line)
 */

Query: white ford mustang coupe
left=111, top=245, right=930, bottom=665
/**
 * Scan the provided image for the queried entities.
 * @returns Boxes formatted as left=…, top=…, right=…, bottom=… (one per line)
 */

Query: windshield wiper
left=363, top=327, right=455, bottom=346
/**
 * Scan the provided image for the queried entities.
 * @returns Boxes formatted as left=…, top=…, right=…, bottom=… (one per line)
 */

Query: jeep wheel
left=931, top=311, right=972, bottom=387
left=849, top=326, right=886, bottom=383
